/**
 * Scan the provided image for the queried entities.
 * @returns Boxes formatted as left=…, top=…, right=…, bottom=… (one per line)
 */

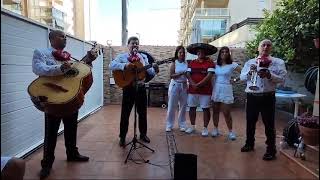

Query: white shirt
left=214, top=62, right=238, bottom=85
left=32, top=47, right=65, bottom=76
left=240, top=56, right=287, bottom=93
left=109, top=52, right=156, bottom=76
left=173, top=60, right=188, bottom=83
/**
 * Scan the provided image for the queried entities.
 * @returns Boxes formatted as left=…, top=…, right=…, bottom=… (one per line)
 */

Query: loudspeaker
left=174, top=153, right=197, bottom=180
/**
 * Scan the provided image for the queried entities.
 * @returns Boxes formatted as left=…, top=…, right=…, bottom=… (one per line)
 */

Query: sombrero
left=187, top=43, right=217, bottom=55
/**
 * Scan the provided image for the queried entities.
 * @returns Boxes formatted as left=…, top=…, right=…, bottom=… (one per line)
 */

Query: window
left=52, top=7, right=64, bottom=21
left=199, top=19, right=227, bottom=37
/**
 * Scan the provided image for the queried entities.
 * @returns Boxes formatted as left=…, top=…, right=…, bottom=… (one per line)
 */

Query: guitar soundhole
left=64, top=68, right=79, bottom=77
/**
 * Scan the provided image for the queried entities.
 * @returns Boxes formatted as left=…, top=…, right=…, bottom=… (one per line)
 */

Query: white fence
left=1, top=8, right=104, bottom=157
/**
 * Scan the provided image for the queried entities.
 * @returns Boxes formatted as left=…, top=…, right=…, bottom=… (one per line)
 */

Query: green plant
left=245, top=0, right=319, bottom=71
left=300, top=103, right=313, bottom=114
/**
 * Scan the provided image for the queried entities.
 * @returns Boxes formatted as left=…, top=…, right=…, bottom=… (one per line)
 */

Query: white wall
left=228, top=0, right=263, bottom=27
left=210, top=24, right=257, bottom=48
left=1, top=9, right=103, bottom=157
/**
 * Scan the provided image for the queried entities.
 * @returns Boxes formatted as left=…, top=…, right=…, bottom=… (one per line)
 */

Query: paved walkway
left=23, top=105, right=315, bottom=179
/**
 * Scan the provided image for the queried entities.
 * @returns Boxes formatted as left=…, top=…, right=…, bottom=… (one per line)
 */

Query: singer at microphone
left=109, top=36, right=159, bottom=146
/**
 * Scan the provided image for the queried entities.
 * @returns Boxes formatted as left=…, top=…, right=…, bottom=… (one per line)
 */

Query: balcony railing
left=194, top=8, right=229, bottom=17
left=201, top=29, right=226, bottom=37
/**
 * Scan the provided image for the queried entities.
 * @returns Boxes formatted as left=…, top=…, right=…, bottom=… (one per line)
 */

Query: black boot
left=39, top=159, right=53, bottom=179
left=67, top=148, right=89, bottom=162
left=241, top=144, right=254, bottom=152
left=262, top=152, right=276, bottom=160
left=140, top=135, right=150, bottom=143
left=39, top=167, right=51, bottom=179
left=263, top=146, right=277, bottom=161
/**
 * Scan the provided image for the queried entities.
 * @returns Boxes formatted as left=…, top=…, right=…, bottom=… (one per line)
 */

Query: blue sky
left=85, top=0, right=180, bottom=46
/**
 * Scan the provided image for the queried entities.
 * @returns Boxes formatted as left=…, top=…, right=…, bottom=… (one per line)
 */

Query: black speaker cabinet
left=174, top=153, right=197, bottom=180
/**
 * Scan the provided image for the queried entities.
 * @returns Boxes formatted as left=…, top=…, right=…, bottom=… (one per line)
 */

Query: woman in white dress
left=165, top=46, right=188, bottom=132
left=211, top=47, right=242, bottom=140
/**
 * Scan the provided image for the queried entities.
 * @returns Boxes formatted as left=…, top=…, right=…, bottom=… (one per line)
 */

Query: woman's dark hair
left=174, top=45, right=185, bottom=60
left=217, top=46, right=232, bottom=65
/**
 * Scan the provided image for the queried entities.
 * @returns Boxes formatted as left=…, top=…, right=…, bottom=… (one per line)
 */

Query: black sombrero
left=187, top=43, right=217, bottom=55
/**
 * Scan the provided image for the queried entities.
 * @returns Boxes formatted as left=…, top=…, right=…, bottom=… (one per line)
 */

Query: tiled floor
left=23, top=105, right=316, bottom=179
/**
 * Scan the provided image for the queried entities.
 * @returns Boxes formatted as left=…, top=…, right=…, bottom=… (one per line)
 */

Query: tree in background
left=245, top=0, right=319, bottom=72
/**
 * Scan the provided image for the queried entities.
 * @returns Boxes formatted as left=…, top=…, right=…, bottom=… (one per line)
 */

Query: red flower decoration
left=52, top=50, right=71, bottom=61
left=297, top=112, right=319, bottom=129
left=128, top=54, right=140, bottom=63
left=257, top=56, right=272, bottom=68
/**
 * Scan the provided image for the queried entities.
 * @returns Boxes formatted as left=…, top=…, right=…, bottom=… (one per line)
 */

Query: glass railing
left=194, top=8, right=229, bottom=17
left=201, top=29, right=226, bottom=36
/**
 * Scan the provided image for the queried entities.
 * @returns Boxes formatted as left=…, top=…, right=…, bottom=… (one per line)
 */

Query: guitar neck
left=77, top=43, right=102, bottom=62
left=143, top=58, right=173, bottom=70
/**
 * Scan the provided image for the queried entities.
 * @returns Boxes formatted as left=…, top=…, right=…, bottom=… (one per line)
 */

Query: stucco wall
left=102, top=45, right=314, bottom=113
left=103, top=46, right=248, bottom=107
left=210, top=24, right=258, bottom=48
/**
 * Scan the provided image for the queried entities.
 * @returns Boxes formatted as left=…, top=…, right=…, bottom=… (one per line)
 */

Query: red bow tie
left=257, top=56, right=271, bottom=68
left=128, top=54, right=140, bottom=63
left=52, top=50, right=71, bottom=61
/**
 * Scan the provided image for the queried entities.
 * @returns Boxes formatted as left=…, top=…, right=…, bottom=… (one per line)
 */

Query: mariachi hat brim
left=186, top=43, right=218, bottom=55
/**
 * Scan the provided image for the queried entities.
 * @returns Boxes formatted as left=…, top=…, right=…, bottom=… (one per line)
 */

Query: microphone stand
left=124, top=67, right=155, bottom=164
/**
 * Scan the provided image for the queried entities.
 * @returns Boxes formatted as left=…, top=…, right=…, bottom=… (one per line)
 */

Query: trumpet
left=249, top=60, right=260, bottom=91
left=249, top=69, right=259, bottom=90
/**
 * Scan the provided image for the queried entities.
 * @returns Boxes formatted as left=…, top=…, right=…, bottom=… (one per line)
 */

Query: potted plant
left=297, top=111, right=319, bottom=146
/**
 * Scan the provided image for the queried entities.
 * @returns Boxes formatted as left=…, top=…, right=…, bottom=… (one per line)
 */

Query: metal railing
left=194, top=8, right=229, bottom=17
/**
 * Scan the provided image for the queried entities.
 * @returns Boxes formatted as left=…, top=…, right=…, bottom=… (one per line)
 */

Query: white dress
left=211, top=62, right=238, bottom=104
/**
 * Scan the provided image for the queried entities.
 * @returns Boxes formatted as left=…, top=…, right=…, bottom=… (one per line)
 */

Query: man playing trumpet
left=240, top=39, right=287, bottom=160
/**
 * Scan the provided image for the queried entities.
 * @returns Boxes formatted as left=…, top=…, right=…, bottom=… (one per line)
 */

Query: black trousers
left=119, top=85, right=147, bottom=139
left=41, top=111, right=79, bottom=168
left=245, top=92, right=276, bottom=153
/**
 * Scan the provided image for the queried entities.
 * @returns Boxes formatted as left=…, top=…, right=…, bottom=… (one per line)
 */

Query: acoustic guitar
left=113, top=56, right=174, bottom=88
left=28, top=43, right=103, bottom=116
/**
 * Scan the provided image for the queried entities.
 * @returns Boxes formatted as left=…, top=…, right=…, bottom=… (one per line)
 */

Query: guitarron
left=28, top=43, right=102, bottom=116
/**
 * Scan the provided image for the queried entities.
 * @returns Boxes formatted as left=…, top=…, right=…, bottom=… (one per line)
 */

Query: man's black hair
left=49, top=30, right=64, bottom=41
left=127, top=36, right=139, bottom=45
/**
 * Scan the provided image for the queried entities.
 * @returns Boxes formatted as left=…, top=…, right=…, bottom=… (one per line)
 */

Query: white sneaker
left=201, top=127, right=209, bottom=137
left=228, top=132, right=236, bottom=140
left=211, top=128, right=221, bottom=137
left=185, top=127, right=195, bottom=134
left=179, top=127, right=186, bottom=132
left=166, top=127, right=172, bottom=132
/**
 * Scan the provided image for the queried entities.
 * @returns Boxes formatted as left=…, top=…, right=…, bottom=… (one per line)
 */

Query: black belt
left=247, top=92, right=275, bottom=96
left=124, top=84, right=145, bottom=90
left=134, top=84, right=145, bottom=88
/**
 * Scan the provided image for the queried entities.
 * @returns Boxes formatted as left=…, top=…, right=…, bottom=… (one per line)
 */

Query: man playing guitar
left=32, top=30, right=98, bottom=179
left=109, top=36, right=159, bottom=147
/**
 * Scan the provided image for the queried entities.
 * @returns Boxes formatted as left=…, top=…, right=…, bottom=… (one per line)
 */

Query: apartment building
left=179, top=0, right=280, bottom=47
left=179, top=0, right=230, bottom=46
left=1, top=0, right=85, bottom=39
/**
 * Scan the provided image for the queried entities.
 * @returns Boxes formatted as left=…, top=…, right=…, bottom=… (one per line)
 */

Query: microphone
left=132, top=48, right=138, bottom=55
